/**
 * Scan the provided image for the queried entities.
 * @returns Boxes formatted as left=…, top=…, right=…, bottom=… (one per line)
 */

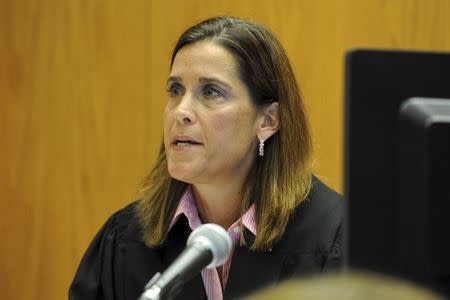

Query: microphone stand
left=138, top=272, right=162, bottom=300
left=138, top=244, right=213, bottom=300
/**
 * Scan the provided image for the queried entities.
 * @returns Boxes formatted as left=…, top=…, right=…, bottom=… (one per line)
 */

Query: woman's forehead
left=169, top=41, right=238, bottom=81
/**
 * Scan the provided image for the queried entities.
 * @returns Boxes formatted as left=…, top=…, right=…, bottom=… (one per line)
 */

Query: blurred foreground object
left=243, top=271, right=444, bottom=300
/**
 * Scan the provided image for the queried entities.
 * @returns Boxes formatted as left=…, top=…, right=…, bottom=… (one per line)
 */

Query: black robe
left=69, top=177, right=344, bottom=300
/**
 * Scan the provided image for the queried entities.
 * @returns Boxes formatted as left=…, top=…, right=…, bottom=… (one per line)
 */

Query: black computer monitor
left=344, top=49, right=450, bottom=295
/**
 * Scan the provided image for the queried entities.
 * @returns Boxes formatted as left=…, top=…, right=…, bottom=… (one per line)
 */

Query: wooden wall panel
left=0, top=0, right=148, bottom=299
left=1, top=0, right=449, bottom=299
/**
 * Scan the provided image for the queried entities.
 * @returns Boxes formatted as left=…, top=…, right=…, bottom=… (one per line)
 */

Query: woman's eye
left=167, top=84, right=183, bottom=97
left=202, top=85, right=222, bottom=99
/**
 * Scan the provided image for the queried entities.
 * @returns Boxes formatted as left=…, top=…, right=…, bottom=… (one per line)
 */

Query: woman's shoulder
left=101, top=200, right=143, bottom=243
left=281, top=176, right=344, bottom=251
left=69, top=201, right=149, bottom=299
left=309, top=176, right=343, bottom=208
left=298, top=176, right=343, bottom=217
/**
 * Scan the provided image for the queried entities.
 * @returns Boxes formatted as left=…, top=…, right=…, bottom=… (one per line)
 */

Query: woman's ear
left=256, top=102, right=280, bottom=141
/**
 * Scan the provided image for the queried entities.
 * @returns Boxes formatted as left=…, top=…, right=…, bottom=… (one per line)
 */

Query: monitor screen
left=344, top=49, right=450, bottom=295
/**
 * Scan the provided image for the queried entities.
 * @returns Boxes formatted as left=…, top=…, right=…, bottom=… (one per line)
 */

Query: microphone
left=139, top=223, right=232, bottom=300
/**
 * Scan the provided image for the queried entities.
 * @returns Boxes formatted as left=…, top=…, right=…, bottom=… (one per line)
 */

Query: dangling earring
left=259, top=139, right=265, bottom=157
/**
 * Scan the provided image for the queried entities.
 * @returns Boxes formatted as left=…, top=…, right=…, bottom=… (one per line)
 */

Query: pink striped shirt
left=169, top=186, right=256, bottom=300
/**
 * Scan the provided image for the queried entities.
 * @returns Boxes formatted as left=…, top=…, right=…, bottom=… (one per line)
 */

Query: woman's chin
left=168, top=166, right=196, bottom=183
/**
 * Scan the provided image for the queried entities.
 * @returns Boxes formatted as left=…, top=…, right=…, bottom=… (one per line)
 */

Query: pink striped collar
left=169, top=186, right=257, bottom=236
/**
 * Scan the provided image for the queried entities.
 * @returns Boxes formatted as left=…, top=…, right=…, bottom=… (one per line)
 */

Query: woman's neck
left=192, top=182, right=243, bottom=229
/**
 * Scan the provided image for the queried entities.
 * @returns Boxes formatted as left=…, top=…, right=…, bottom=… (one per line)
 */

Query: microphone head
left=187, top=223, right=232, bottom=268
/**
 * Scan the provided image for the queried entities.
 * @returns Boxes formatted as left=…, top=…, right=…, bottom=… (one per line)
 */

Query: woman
left=70, top=16, right=344, bottom=300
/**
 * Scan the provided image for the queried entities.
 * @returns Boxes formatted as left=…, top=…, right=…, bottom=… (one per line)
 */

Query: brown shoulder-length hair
left=137, top=16, right=312, bottom=251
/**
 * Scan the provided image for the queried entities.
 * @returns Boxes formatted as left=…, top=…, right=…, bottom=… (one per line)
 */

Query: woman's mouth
left=171, top=137, right=203, bottom=152
left=174, top=140, right=201, bottom=146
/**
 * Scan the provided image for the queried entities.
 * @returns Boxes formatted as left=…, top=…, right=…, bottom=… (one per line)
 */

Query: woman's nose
left=175, top=94, right=196, bottom=125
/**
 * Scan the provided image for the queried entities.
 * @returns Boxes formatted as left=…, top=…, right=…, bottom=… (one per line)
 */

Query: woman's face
left=164, top=41, right=261, bottom=186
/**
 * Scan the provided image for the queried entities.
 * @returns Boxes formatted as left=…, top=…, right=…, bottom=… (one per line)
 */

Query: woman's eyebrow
left=199, top=77, right=232, bottom=90
left=166, top=76, right=182, bottom=85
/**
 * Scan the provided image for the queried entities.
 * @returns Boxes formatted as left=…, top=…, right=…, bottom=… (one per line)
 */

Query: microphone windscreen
left=187, top=223, right=232, bottom=268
